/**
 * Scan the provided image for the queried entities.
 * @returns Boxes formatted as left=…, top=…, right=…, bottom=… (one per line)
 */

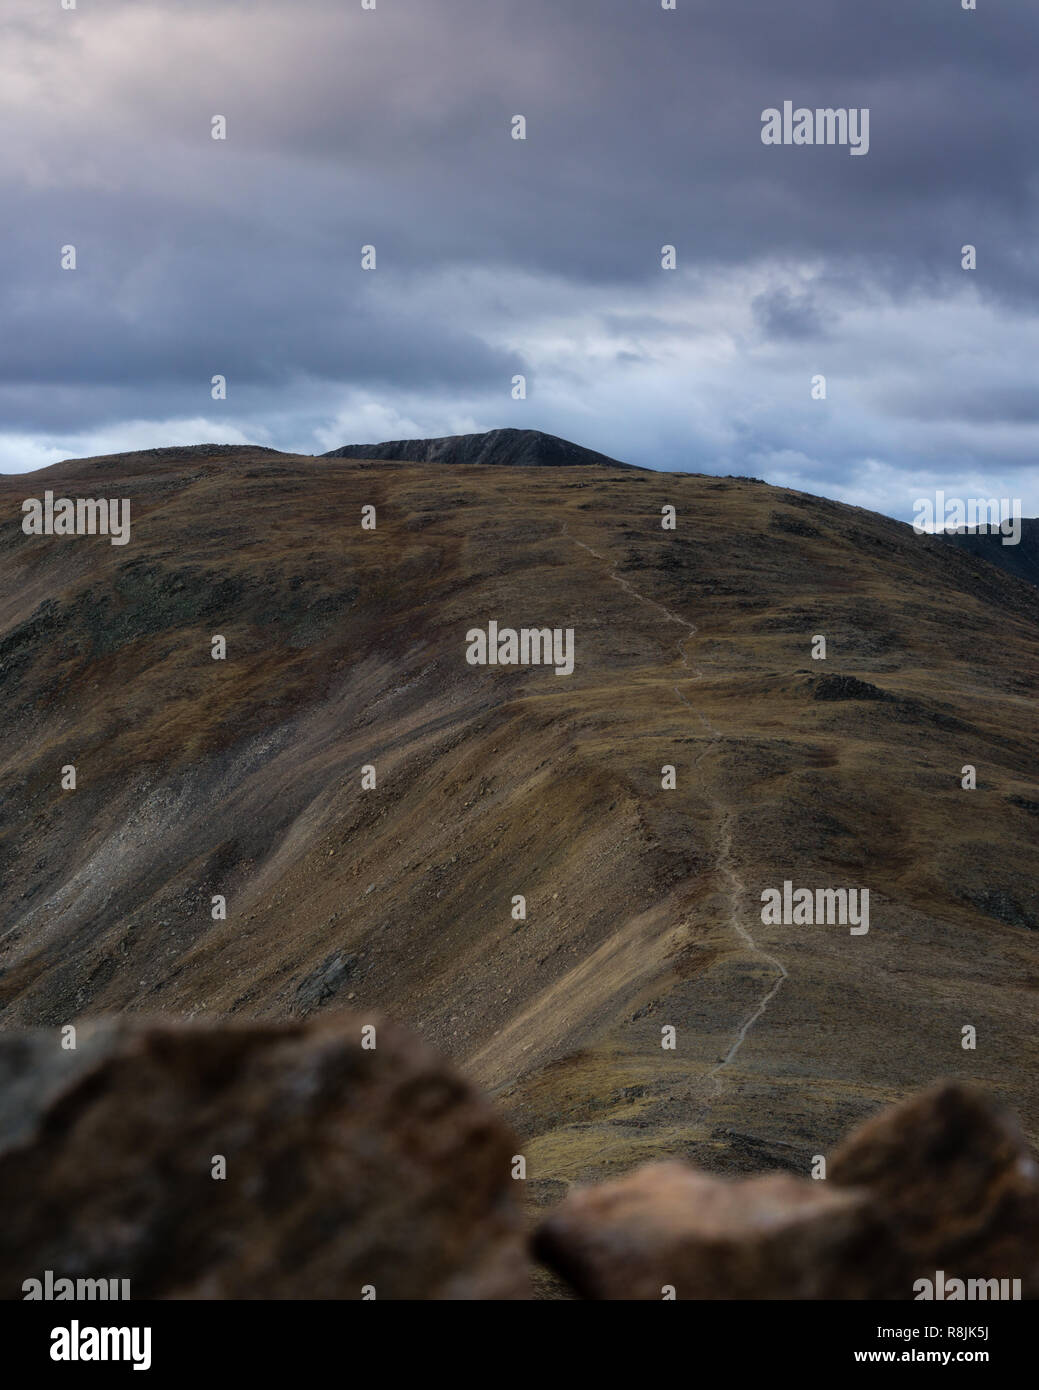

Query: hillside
left=1, top=436, right=1038, bottom=1216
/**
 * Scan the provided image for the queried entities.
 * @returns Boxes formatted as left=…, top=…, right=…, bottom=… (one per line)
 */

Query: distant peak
left=321, top=428, right=637, bottom=469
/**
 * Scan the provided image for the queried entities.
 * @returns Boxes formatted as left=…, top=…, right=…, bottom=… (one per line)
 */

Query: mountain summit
left=321, top=427, right=637, bottom=469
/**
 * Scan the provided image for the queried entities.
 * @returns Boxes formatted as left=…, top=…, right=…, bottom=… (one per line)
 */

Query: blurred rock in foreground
left=0, top=1014, right=530, bottom=1300
left=3, top=1018, right=1037, bottom=1300
left=534, top=1084, right=1039, bottom=1299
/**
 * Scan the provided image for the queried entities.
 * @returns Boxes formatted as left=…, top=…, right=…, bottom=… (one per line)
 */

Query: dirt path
left=563, top=521, right=788, bottom=1092
left=705, top=811, right=789, bottom=1092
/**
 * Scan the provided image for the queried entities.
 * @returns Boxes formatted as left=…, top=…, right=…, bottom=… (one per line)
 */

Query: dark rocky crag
left=321, top=426, right=636, bottom=469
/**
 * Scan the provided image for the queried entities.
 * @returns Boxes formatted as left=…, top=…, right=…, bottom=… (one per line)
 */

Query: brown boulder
left=532, top=1161, right=891, bottom=1299
left=0, top=1014, right=530, bottom=1299
left=534, top=1083, right=1039, bottom=1299
left=829, top=1081, right=1039, bottom=1296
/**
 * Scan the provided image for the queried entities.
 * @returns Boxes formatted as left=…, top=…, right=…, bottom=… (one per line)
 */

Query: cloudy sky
left=2, top=0, right=1036, bottom=520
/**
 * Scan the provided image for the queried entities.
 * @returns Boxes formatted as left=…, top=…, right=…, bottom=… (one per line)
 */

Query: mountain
left=321, top=427, right=636, bottom=469
left=1, top=439, right=1038, bottom=1216
left=937, top=518, right=1039, bottom=589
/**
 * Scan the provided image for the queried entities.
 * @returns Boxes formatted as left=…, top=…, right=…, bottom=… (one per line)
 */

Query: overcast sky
left=2, top=0, right=1036, bottom=521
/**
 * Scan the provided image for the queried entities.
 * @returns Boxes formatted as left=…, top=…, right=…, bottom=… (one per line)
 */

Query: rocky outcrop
left=0, top=1014, right=530, bottom=1300
left=534, top=1084, right=1039, bottom=1299
left=811, top=673, right=891, bottom=701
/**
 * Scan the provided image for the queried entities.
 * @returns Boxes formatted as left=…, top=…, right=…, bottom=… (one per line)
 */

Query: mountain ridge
left=1, top=439, right=1037, bottom=1211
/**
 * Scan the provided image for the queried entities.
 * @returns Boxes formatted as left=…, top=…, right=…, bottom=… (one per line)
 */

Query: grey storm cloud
left=0, top=0, right=1037, bottom=517
left=752, top=287, right=828, bottom=342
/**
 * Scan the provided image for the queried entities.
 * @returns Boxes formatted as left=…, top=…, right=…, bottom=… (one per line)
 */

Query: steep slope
left=322, top=427, right=635, bottom=469
left=1, top=443, right=1037, bottom=1214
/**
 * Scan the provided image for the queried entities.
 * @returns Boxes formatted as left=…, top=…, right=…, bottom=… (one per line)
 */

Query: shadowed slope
left=938, top=518, right=1039, bottom=590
